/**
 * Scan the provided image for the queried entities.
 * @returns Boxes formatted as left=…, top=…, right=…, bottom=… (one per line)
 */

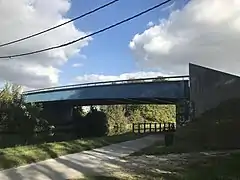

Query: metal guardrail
left=23, top=75, right=189, bottom=95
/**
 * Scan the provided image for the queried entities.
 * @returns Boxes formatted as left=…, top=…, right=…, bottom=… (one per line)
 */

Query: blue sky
left=0, top=0, right=238, bottom=89
left=0, top=0, right=237, bottom=89
left=59, top=0, right=188, bottom=85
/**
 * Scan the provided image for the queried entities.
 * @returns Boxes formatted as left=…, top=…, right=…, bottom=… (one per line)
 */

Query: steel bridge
left=23, top=75, right=190, bottom=105
left=22, top=75, right=190, bottom=125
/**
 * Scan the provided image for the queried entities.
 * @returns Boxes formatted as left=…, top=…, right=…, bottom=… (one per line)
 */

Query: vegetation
left=69, top=149, right=240, bottom=179
left=66, top=98, right=240, bottom=180
left=69, top=176, right=121, bottom=180
left=101, top=104, right=176, bottom=129
left=0, top=82, right=176, bottom=148
left=127, top=98, right=240, bottom=179
left=69, top=176, right=124, bottom=180
left=2, top=80, right=240, bottom=179
left=164, top=98, right=240, bottom=154
left=0, top=132, right=143, bottom=170
left=127, top=141, right=240, bottom=179
left=0, top=81, right=177, bottom=175
left=132, top=98, right=240, bottom=156
left=0, top=81, right=176, bottom=171
left=0, top=83, right=51, bottom=147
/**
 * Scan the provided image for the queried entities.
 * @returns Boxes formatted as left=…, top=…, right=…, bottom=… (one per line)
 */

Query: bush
left=85, top=109, right=109, bottom=137
left=0, top=83, right=52, bottom=145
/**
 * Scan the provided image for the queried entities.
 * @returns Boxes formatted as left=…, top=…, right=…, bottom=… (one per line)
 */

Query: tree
left=127, top=78, right=145, bottom=83
left=0, top=82, right=51, bottom=144
left=102, top=105, right=127, bottom=128
left=152, top=76, right=166, bottom=82
left=85, top=110, right=109, bottom=137
left=140, top=105, right=175, bottom=123
left=101, top=103, right=176, bottom=128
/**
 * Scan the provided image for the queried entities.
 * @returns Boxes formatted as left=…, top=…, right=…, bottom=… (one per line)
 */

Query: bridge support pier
left=41, top=102, right=73, bottom=125
left=176, top=100, right=190, bottom=127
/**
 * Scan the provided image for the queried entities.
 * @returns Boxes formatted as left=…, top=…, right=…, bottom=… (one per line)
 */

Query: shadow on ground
left=2, top=134, right=239, bottom=180
left=68, top=176, right=121, bottom=180
left=123, top=98, right=240, bottom=179
left=0, top=132, right=142, bottom=170
left=0, top=134, right=161, bottom=180
left=3, top=102, right=240, bottom=180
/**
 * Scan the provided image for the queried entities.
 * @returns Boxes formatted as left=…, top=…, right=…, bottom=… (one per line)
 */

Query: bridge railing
left=23, top=75, right=189, bottom=94
left=132, top=122, right=176, bottom=134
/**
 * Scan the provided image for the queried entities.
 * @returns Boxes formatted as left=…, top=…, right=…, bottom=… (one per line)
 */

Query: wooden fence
left=132, top=123, right=175, bottom=134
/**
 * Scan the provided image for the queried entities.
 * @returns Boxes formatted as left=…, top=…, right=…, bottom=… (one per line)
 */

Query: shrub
left=85, top=109, right=109, bottom=137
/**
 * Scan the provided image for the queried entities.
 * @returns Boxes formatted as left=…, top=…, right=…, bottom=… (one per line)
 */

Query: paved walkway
left=0, top=134, right=163, bottom=180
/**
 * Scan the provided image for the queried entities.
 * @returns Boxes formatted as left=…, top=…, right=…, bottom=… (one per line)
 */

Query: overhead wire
left=0, top=0, right=172, bottom=59
left=0, top=0, right=119, bottom=48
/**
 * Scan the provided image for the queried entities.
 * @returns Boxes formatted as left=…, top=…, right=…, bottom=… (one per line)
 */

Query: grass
left=68, top=176, right=121, bottom=180
left=129, top=139, right=240, bottom=179
left=178, top=152, right=240, bottom=180
left=0, top=132, right=143, bottom=170
left=68, top=173, right=139, bottom=180
left=135, top=99, right=240, bottom=155
left=132, top=148, right=240, bottom=179
left=127, top=99, right=240, bottom=179
left=130, top=140, right=240, bottom=179
left=66, top=99, right=240, bottom=180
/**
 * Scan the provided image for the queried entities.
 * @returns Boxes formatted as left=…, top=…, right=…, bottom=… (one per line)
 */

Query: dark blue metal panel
left=24, top=80, right=189, bottom=103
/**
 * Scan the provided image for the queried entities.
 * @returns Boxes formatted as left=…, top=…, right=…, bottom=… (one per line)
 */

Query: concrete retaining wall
left=189, top=63, right=240, bottom=118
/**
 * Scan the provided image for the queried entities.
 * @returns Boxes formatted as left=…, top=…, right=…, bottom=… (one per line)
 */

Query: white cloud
left=78, top=54, right=87, bottom=60
left=74, top=71, right=167, bottom=84
left=147, top=21, right=154, bottom=27
left=129, top=0, right=240, bottom=75
left=72, top=63, right=83, bottom=68
left=0, top=0, right=92, bottom=88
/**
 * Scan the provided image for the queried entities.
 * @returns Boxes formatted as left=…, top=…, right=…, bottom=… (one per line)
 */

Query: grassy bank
left=69, top=99, right=240, bottom=180
left=126, top=99, right=240, bottom=179
left=134, top=98, right=240, bottom=155
left=0, top=132, right=143, bottom=170
left=130, top=140, right=240, bottom=180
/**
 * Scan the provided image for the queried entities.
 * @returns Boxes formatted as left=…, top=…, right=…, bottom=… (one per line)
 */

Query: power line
left=0, top=0, right=172, bottom=59
left=0, top=0, right=119, bottom=48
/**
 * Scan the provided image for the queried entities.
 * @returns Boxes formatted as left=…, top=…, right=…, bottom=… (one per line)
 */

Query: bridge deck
left=23, top=76, right=189, bottom=105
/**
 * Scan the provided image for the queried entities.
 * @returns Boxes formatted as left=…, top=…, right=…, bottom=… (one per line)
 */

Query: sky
left=0, top=0, right=239, bottom=90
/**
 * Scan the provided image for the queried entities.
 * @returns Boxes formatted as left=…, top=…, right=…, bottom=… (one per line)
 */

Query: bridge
left=23, top=75, right=190, bottom=125
left=23, top=76, right=189, bottom=105
left=22, top=63, right=240, bottom=126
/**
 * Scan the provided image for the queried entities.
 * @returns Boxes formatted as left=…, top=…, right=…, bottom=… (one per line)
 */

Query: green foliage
left=85, top=109, right=109, bottom=137
left=0, top=82, right=51, bottom=145
left=102, top=105, right=127, bottom=127
left=128, top=108, right=144, bottom=123
left=101, top=104, right=176, bottom=128
left=0, top=81, right=176, bottom=147
left=98, top=77, right=176, bottom=130
left=73, top=106, right=86, bottom=117
left=152, top=76, right=166, bottom=82
left=0, top=132, right=142, bottom=170
left=73, top=107, right=109, bottom=137
left=140, top=105, right=176, bottom=123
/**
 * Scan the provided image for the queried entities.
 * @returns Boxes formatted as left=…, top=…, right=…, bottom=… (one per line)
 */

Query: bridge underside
left=23, top=79, right=190, bottom=125
left=40, top=98, right=188, bottom=126
left=41, top=97, right=181, bottom=106
left=24, top=80, right=189, bottom=103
